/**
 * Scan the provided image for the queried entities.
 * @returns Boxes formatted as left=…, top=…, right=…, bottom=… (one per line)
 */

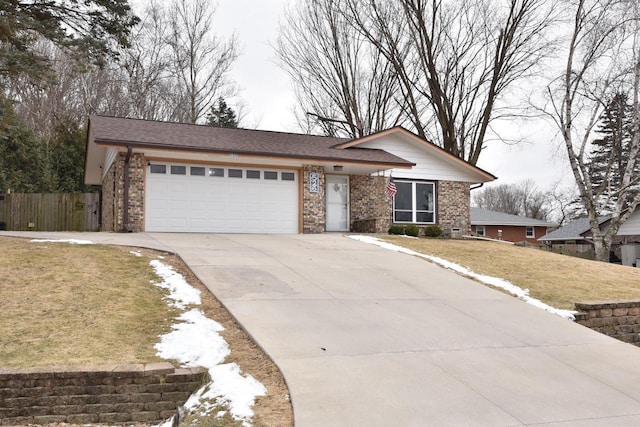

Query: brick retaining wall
left=574, top=301, right=640, bottom=346
left=0, top=362, right=207, bottom=425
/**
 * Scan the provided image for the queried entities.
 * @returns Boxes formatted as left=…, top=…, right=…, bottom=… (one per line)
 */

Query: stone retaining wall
left=0, top=362, right=207, bottom=425
left=574, top=301, right=640, bottom=346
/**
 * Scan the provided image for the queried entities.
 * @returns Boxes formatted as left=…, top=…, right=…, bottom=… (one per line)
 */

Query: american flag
left=385, top=176, right=397, bottom=198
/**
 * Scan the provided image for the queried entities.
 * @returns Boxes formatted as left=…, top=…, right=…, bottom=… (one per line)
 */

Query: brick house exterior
left=471, top=208, right=556, bottom=244
left=303, top=165, right=326, bottom=233
left=101, top=152, right=145, bottom=232
left=86, top=116, right=495, bottom=234
left=438, top=181, right=471, bottom=235
left=471, top=224, right=552, bottom=244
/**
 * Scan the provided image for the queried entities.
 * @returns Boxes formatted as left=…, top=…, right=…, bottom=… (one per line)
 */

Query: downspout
left=122, top=146, right=132, bottom=232
left=467, top=182, right=484, bottom=236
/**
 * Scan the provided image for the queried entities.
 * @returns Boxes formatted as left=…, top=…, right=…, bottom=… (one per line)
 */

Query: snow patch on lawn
left=129, top=250, right=142, bottom=257
left=150, top=260, right=201, bottom=309
left=30, top=239, right=94, bottom=245
left=150, top=259, right=266, bottom=427
left=349, top=235, right=576, bottom=321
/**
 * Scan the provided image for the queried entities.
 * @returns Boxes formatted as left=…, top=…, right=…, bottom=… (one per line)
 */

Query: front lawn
left=0, top=237, right=173, bottom=367
left=0, top=236, right=293, bottom=426
left=383, top=236, right=640, bottom=310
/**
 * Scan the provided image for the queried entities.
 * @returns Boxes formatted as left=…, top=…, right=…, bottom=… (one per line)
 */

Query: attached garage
left=85, top=116, right=494, bottom=234
left=145, top=163, right=299, bottom=233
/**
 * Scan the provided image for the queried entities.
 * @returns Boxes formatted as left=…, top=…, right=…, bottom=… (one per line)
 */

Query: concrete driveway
left=5, top=231, right=640, bottom=426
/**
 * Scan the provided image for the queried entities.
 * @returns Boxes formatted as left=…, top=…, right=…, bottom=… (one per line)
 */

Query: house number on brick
left=309, top=172, right=319, bottom=193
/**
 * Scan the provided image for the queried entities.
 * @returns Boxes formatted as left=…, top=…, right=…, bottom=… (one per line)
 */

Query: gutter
left=470, top=182, right=484, bottom=191
left=93, top=139, right=416, bottom=168
left=122, top=146, right=132, bottom=232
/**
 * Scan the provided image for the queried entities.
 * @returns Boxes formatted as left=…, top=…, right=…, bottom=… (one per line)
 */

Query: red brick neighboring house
left=84, top=116, right=496, bottom=234
left=471, top=207, right=556, bottom=244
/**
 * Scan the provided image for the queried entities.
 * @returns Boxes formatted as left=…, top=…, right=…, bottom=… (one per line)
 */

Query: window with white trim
left=393, top=181, right=435, bottom=224
left=526, top=226, right=535, bottom=238
left=476, top=225, right=485, bottom=236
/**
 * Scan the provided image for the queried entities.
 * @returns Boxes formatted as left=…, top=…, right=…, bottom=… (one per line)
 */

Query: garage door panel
left=146, top=163, right=298, bottom=233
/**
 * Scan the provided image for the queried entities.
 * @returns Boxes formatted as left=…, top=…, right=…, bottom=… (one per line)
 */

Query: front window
left=476, top=225, right=485, bottom=236
left=394, top=181, right=435, bottom=223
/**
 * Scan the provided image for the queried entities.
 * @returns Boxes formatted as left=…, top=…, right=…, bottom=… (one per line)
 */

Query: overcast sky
left=214, top=1, right=572, bottom=191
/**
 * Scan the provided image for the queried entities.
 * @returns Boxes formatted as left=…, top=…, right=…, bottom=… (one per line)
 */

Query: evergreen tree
left=0, top=0, right=139, bottom=84
left=0, top=96, right=46, bottom=192
left=48, top=117, right=93, bottom=192
left=588, top=92, right=637, bottom=211
left=205, top=97, right=238, bottom=128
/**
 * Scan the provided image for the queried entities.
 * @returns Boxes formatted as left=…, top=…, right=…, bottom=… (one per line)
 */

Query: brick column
left=302, top=165, right=325, bottom=233
left=102, top=153, right=145, bottom=232
left=101, top=162, right=116, bottom=232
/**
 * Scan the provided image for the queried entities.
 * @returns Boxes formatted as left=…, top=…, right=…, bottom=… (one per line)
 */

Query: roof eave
left=93, top=139, right=416, bottom=168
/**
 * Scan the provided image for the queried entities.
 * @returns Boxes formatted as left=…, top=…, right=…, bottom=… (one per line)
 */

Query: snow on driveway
left=350, top=235, right=577, bottom=320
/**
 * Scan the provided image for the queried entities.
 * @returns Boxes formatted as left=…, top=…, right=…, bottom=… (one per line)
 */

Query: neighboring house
left=470, top=207, right=557, bottom=244
left=539, top=211, right=640, bottom=261
left=538, top=215, right=611, bottom=256
left=84, top=116, right=495, bottom=234
left=616, top=209, right=640, bottom=240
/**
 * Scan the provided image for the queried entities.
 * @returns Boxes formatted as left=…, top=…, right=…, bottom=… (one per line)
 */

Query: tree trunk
left=592, top=233, right=611, bottom=263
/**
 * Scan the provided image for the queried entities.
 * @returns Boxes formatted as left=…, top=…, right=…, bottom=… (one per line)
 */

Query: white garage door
left=146, top=163, right=299, bottom=233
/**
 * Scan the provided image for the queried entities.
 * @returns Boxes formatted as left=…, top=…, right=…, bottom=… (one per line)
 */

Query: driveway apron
left=5, top=231, right=640, bottom=426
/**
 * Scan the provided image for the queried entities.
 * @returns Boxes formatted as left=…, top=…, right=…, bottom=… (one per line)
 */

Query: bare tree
left=6, top=40, right=130, bottom=137
left=120, top=0, right=174, bottom=121
left=542, top=0, right=640, bottom=261
left=547, top=183, right=580, bottom=225
left=282, top=0, right=557, bottom=163
left=473, top=179, right=552, bottom=220
left=165, top=0, right=239, bottom=123
left=277, top=0, right=403, bottom=137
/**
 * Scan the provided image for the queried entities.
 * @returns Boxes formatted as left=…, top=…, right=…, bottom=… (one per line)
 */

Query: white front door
left=326, top=175, right=349, bottom=231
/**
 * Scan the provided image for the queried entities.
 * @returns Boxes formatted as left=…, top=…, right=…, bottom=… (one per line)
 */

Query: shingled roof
left=87, top=115, right=414, bottom=166
left=537, top=216, right=610, bottom=242
left=471, top=208, right=557, bottom=227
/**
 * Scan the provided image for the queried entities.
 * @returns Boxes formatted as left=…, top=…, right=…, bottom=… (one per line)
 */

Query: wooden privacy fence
left=0, top=193, right=100, bottom=231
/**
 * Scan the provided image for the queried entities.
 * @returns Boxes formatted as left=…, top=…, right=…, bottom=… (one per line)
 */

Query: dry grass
left=0, top=236, right=294, bottom=426
left=383, top=236, right=640, bottom=310
left=0, top=237, right=174, bottom=368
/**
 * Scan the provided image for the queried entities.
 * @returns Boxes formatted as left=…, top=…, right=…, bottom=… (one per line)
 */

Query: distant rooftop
left=471, top=207, right=556, bottom=227
left=537, top=216, right=610, bottom=242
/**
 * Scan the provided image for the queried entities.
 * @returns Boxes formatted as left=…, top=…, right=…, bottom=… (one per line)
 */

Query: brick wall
left=350, top=175, right=392, bottom=233
left=471, top=225, right=549, bottom=244
left=303, top=165, right=325, bottom=233
left=101, top=153, right=145, bottom=232
left=438, top=181, right=470, bottom=235
left=126, top=153, right=146, bottom=232
left=101, top=162, right=116, bottom=232
left=0, top=363, right=206, bottom=425
left=574, top=301, right=640, bottom=346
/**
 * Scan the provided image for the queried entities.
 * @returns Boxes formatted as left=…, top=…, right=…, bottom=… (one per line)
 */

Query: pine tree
left=0, top=96, right=46, bottom=192
left=205, top=97, right=238, bottom=128
left=0, top=0, right=139, bottom=84
left=588, top=92, right=637, bottom=211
